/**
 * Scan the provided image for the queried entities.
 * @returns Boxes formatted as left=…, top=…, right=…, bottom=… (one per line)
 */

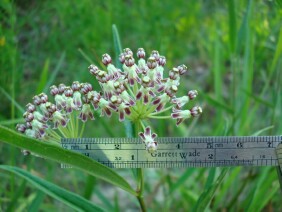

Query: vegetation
left=0, top=0, right=281, bottom=211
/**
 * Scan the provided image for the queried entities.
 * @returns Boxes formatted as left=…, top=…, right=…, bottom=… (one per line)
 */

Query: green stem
left=137, top=168, right=147, bottom=212
left=134, top=121, right=147, bottom=212
left=147, top=115, right=171, bottom=119
left=149, top=105, right=174, bottom=116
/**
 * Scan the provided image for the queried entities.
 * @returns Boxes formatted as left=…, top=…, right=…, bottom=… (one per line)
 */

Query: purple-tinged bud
left=169, top=68, right=180, bottom=80
left=23, top=112, right=34, bottom=122
left=50, top=85, right=59, bottom=96
left=102, top=53, right=112, bottom=66
left=190, top=106, right=202, bottom=117
left=71, top=81, right=81, bottom=91
left=46, top=102, right=57, bottom=114
left=16, top=124, right=26, bottom=133
left=39, top=93, right=48, bottom=103
left=177, top=64, right=188, bottom=75
left=124, top=55, right=135, bottom=67
left=33, top=95, right=41, bottom=105
left=119, top=53, right=125, bottom=64
left=147, top=57, right=157, bottom=69
left=188, top=90, right=198, bottom=100
left=80, top=83, right=91, bottom=94
left=88, top=65, right=99, bottom=76
left=158, top=56, right=166, bottom=66
left=26, top=103, right=36, bottom=113
left=58, top=84, right=66, bottom=94
left=64, top=87, right=73, bottom=97
left=26, top=121, right=32, bottom=129
left=123, top=48, right=133, bottom=56
left=79, top=104, right=95, bottom=122
left=137, top=48, right=145, bottom=59
left=151, top=50, right=160, bottom=61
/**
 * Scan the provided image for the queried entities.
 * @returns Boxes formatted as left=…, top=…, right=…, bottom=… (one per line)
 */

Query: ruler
left=61, top=136, right=282, bottom=168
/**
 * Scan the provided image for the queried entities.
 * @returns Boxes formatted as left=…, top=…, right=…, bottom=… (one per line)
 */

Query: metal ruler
left=61, top=136, right=282, bottom=168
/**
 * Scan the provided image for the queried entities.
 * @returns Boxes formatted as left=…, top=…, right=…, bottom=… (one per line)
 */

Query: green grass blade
left=28, top=191, right=45, bottom=212
left=43, top=52, right=65, bottom=93
left=228, top=0, right=237, bottom=53
left=0, top=125, right=137, bottom=196
left=112, top=24, right=133, bottom=138
left=170, top=168, right=196, bottom=194
left=0, top=87, right=25, bottom=113
left=193, top=168, right=229, bottom=212
left=36, top=59, right=50, bottom=93
left=0, top=165, right=104, bottom=212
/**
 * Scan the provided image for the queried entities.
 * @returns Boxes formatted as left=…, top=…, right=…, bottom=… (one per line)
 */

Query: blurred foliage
left=0, top=0, right=281, bottom=211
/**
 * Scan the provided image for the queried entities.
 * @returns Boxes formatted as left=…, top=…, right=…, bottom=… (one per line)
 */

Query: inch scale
left=61, top=136, right=282, bottom=169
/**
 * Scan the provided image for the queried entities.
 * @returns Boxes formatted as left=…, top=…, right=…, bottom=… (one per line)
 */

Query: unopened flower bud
left=137, top=48, right=145, bottom=59
left=119, top=53, right=125, bottom=64
left=39, top=93, right=48, bottom=103
left=151, top=50, right=160, bottom=61
left=124, top=55, right=135, bottom=67
left=64, top=87, right=73, bottom=97
left=190, top=106, right=202, bottom=117
left=23, top=112, right=34, bottom=122
left=177, top=64, right=188, bottom=75
left=33, top=95, right=41, bottom=105
left=81, top=83, right=93, bottom=94
left=26, top=103, right=36, bottom=113
left=16, top=124, right=26, bottom=133
left=158, top=56, right=166, bottom=66
left=88, top=65, right=99, bottom=75
left=50, top=85, right=59, bottom=96
left=71, top=81, right=81, bottom=91
left=58, top=84, right=66, bottom=94
left=147, top=57, right=157, bottom=69
left=188, top=90, right=198, bottom=100
left=102, top=53, right=112, bottom=65
left=124, top=48, right=133, bottom=56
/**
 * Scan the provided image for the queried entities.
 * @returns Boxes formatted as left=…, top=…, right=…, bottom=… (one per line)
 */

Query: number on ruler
left=85, top=144, right=89, bottom=150
left=207, top=143, right=213, bottom=149
left=267, top=141, right=272, bottom=148
left=131, top=155, right=135, bottom=160
left=114, top=144, right=120, bottom=149
left=115, top=156, right=121, bottom=161
left=208, top=154, right=213, bottom=159
left=237, top=142, right=243, bottom=148
left=176, top=144, right=180, bottom=149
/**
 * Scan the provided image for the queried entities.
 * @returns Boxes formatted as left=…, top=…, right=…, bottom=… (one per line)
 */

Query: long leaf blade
left=0, top=125, right=137, bottom=196
left=0, top=165, right=104, bottom=212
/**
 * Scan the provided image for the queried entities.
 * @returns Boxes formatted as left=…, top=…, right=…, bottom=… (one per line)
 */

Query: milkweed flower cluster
left=16, top=48, right=202, bottom=153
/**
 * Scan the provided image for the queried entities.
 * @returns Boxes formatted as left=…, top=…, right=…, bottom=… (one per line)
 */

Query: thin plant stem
left=149, top=105, right=173, bottom=116
left=134, top=121, right=147, bottom=212
left=147, top=115, right=171, bottom=119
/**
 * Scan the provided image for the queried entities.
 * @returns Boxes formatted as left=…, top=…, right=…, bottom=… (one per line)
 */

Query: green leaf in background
left=0, top=165, right=104, bottom=212
left=36, top=58, right=50, bottom=93
left=193, top=168, right=229, bottom=212
left=0, top=125, right=137, bottom=196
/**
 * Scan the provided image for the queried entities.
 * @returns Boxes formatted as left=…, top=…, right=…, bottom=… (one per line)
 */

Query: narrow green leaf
left=170, top=168, right=196, bottom=194
left=193, top=168, right=229, bottom=212
left=28, top=191, right=45, bottom=212
left=36, top=59, right=50, bottom=93
left=204, top=168, right=217, bottom=190
left=251, top=125, right=274, bottom=136
left=0, top=165, right=104, bottom=212
left=43, top=52, right=65, bottom=93
left=0, top=126, right=137, bottom=196
left=83, top=175, right=96, bottom=200
left=228, top=0, right=237, bottom=53
left=0, top=87, right=25, bottom=113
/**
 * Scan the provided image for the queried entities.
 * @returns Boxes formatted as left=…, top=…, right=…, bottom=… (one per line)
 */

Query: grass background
left=0, top=0, right=281, bottom=211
